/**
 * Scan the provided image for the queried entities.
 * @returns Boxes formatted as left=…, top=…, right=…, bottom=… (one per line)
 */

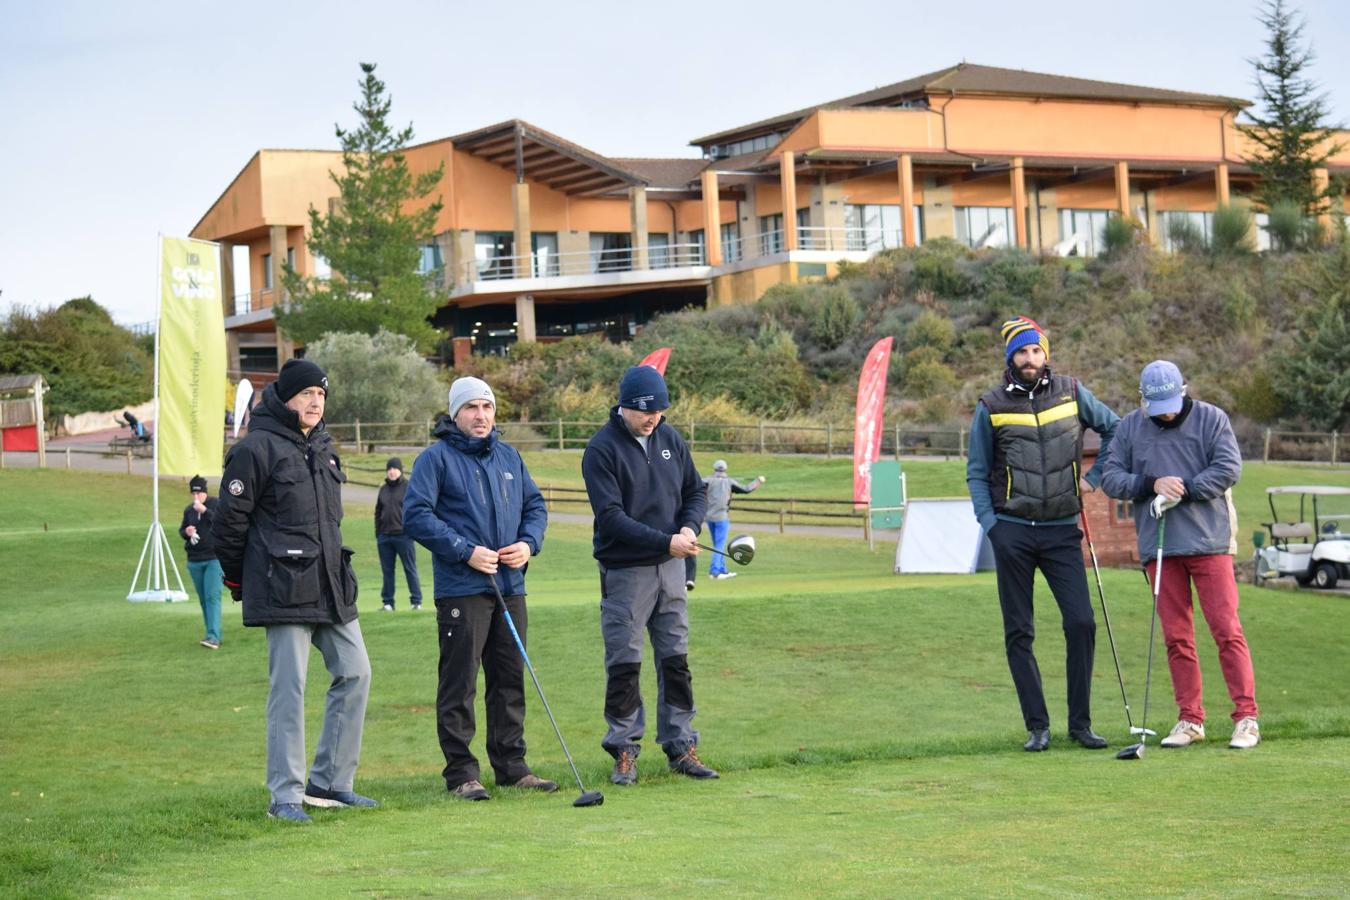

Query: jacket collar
left=1002, top=364, right=1054, bottom=400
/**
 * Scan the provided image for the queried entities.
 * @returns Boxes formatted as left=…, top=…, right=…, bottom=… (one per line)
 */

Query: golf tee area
left=1, top=461, right=1347, bottom=897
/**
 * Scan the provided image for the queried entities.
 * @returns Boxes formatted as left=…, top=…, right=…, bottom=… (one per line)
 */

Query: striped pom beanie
left=1000, top=316, right=1049, bottom=364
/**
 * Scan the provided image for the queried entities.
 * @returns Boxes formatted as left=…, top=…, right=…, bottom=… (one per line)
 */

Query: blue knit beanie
left=618, top=365, right=670, bottom=412
left=1000, top=316, right=1049, bottom=364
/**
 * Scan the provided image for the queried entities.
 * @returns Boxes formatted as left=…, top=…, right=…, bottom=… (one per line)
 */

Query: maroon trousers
left=1144, top=553, right=1258, bottom=724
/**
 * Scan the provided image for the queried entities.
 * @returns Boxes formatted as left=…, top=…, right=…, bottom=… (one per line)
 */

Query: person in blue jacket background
left=403, top=376, right=553, bottom=801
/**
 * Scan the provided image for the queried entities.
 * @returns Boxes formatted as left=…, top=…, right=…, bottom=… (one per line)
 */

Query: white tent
left=894, top=499, right=995, bottom=574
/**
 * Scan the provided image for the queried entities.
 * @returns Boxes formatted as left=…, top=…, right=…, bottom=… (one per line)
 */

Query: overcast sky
left=2, top=0, right=1346, bottom=325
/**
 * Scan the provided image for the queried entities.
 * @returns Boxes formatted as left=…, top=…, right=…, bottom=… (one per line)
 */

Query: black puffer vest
left=980, top=369, right=1084, bottom=522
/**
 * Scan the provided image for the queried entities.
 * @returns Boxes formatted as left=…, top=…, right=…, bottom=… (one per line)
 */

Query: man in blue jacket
left=403, top=376, right=553, bottom=800
left=966, top=316, right=1120, bottom=752
left=582, top=366, right=713, bottom=785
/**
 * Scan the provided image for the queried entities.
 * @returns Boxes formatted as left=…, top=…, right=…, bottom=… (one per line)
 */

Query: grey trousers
left=599, top=558, right=699, bottom=759
left=265, top=620, right=371, bottom=804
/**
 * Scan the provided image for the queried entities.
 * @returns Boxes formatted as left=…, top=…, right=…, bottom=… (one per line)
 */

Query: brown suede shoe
left=506, top=773, right=558, bottom=792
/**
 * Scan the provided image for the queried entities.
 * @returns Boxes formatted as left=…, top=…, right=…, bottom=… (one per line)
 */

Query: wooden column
left=701, top=169, right=722, bottom=266
left=1010, top=157, right=1028, bottom=249
left=1114, top=161, right=1131, bottom=216
left=780, top=151, right=798, bottom=251
left=1215, top=162, right=1231, bottom=206
left=898, top=153, right=916, bottom=247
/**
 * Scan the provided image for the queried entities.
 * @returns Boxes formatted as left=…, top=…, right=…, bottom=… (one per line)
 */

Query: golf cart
left=1255, top=486, right=1350, bottom=589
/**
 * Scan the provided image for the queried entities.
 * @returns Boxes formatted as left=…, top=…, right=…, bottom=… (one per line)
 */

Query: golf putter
left=1080, top=512, right=1149, bottom=741
left=485, top=574, right=604, bottom=807
left=1117, top=506, right=1167, bottom=761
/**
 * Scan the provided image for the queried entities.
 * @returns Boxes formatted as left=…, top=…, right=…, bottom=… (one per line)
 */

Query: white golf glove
left=1150, top=494, right=1181, bottom=518
left=757, top=476, right=766, bottom=484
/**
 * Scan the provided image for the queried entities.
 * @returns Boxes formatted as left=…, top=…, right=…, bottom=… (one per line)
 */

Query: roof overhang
left=452, top=121, right=645, bottom=197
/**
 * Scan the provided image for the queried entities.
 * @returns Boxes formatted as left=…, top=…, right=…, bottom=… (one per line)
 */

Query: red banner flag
left=639, top=347, right=672, bottom=375
left=852, top=336, right=894, bottom=506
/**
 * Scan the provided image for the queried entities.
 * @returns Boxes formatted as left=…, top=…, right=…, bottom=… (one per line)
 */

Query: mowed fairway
left=1, top=468, right=1347, bottom=897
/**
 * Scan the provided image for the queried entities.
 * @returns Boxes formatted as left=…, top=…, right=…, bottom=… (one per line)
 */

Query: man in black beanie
left=212, top=357, right=375, bottom=823
left=375, top=457, right=421, bottom=611
left=582, top=365, right=713, bottom=786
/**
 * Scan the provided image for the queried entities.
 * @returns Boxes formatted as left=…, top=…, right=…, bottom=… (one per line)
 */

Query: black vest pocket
left=266, top=541, right=321, bottom=608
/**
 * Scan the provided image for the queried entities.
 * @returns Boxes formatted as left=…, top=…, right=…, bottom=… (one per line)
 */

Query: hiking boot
left=267, top=802, right=312, bottom=824
left=611, top=749, right=637, bottom=785
left=1229, top=717, right=1260, bottom=750
left=506, top=773, right=558, bottom=792
left=1160, top=720, right=1205, bottom=748
left=669, top=746, right=719, bottom=779
left=450, top=779, right=490, bottom=801
left=303, top=781, right=378, bottom=808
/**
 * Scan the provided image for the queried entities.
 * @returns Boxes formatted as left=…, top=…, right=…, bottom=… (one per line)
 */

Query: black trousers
left=988, top=521, right=1096, bottom=731
left=434, top=593, right=531, bottom=788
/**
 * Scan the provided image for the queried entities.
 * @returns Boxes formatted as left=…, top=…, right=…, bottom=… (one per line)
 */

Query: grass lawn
left=1, top=468, right=1348, bottom=897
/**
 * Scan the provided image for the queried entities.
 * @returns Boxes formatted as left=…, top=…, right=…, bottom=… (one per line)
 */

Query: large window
left=689, top=229, right=705, bottom=264
left=759, top=214, right=784, bottom=255
left=1158, top=211, right=1214, bottom=252
left=262, top=253, right=273, bottom=291
left=418, top=242, right=443, bottom=274
left=312, top=253, right=331, bottom=280
left=474, top=232, right=515, bottom=279
left=844, top=204, right=922, bottom=251
left=955, top=206, right=1013, bottom=248
left=1057, top=209, right=1113, bottom=257
left=648, top=233, right=670, bottom=268
left=590, top=233, right=632, bottom=272
left=709, top=132, right=781, bottom=159
left=531, top=233, right=559, bottom=276
left=720, top=223, right=741, bottom=262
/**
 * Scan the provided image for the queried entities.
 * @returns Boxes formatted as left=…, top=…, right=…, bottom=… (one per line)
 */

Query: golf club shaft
left=486, top=575, right=589, bottom=795
left=1140, top=512, right=1166, bottom=746
left=1080, top=512, right=1136, bottom=731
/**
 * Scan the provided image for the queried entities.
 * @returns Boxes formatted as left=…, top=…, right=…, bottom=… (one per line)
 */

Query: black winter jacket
left=179, top=497, right=220, bottom=561
left=211, top=384, right=357, bottom=626
left=375, top=477, right=408, bottom=535
left=581, top=407, right=705, bottom=567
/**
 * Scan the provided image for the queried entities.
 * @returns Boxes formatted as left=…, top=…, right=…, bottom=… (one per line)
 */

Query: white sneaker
left=713, top=572, right=737, bottom=580
left=1229, top=717, right=1260, bottom=750
left=1160, top=720, right=1205, bottom=748
left=380, top=604, right=394, bottom=612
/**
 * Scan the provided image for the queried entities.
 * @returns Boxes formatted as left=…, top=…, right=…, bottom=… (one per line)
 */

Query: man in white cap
left=403, top=376, right=554, bottom=799
left=1100, top=360, right=1259, bottom=750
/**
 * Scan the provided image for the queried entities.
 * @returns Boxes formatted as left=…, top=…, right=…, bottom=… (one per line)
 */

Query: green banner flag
left=158, top=237, right=226, bottom=477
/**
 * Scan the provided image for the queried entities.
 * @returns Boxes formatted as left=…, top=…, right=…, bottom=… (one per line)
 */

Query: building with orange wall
left=189, top=63, right=1350, bottom=377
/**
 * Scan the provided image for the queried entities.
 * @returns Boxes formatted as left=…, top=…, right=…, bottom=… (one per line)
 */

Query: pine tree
left=1240, top=0, right=1343, bottom=214
left=276, top=63, right=444, bottom=350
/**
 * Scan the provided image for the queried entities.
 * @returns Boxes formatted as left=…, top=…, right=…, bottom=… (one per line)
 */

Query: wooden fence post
left=353, top=419, right=362, bottom=454
left=759, top=420, right=766, bottom=454
left=1263, top=428, right=1271, bottom=463
left=557, top=420, right=564, bottom=451
left=894, top=423, right=901, bottom=462
left=826, top=423, right=833, bottom=458
left=66, top=447, right=71, bottom=469
left=1332, top=431, right=1339, bottom=465
left=125, top=450, right=133, bottom=474
left=959, top=427, right=967, bottom=460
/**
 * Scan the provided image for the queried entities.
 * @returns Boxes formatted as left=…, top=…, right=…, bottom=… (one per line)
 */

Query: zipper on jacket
left=1005, top=466, right=1013, bottom=500
left=1072, top=460, right=1081, bottom=496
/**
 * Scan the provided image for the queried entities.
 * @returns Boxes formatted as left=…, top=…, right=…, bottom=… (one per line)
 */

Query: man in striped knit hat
left=966, top=316, right=1121, bottom=752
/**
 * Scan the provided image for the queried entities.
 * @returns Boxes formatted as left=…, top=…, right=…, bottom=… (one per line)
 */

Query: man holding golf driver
left=1101, top=361, right=1259, bottom=751
left=583, top=365, right=719, bottom=784
left=967, top=316, right=1120, bottom=752
left=403, top=376, right=559, bottom=800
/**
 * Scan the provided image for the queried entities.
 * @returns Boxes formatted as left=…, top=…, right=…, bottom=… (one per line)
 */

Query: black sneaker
left=303, top=781, right=378, bottom=808
left=611, top=749, right=638, bottom=785
left=668, top=746, right=719, bottom=779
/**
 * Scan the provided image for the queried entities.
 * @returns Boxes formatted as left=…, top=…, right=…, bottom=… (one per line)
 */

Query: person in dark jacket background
left=375, top=457, right=422, bottom=611
left=180, top=475, right=222, bottom=649
left=966, top=316, right=1119, bottom=753
left=1100, top=360, right=1259, bottom=750
left=403, top=376, right=553, bottom=801
left=212, top=358, right=375, bottom=824
left=582, top=365, right=714, bottom=785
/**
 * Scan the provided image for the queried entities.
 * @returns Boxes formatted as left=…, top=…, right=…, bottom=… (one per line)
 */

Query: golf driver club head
left=1116, top=742, right=1145, bottom=760
left=573, top=790, right=605, bottom=807
left=726, top=535, right=756, bottom=565
left=1129, top=726, right=1158, bottom=737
